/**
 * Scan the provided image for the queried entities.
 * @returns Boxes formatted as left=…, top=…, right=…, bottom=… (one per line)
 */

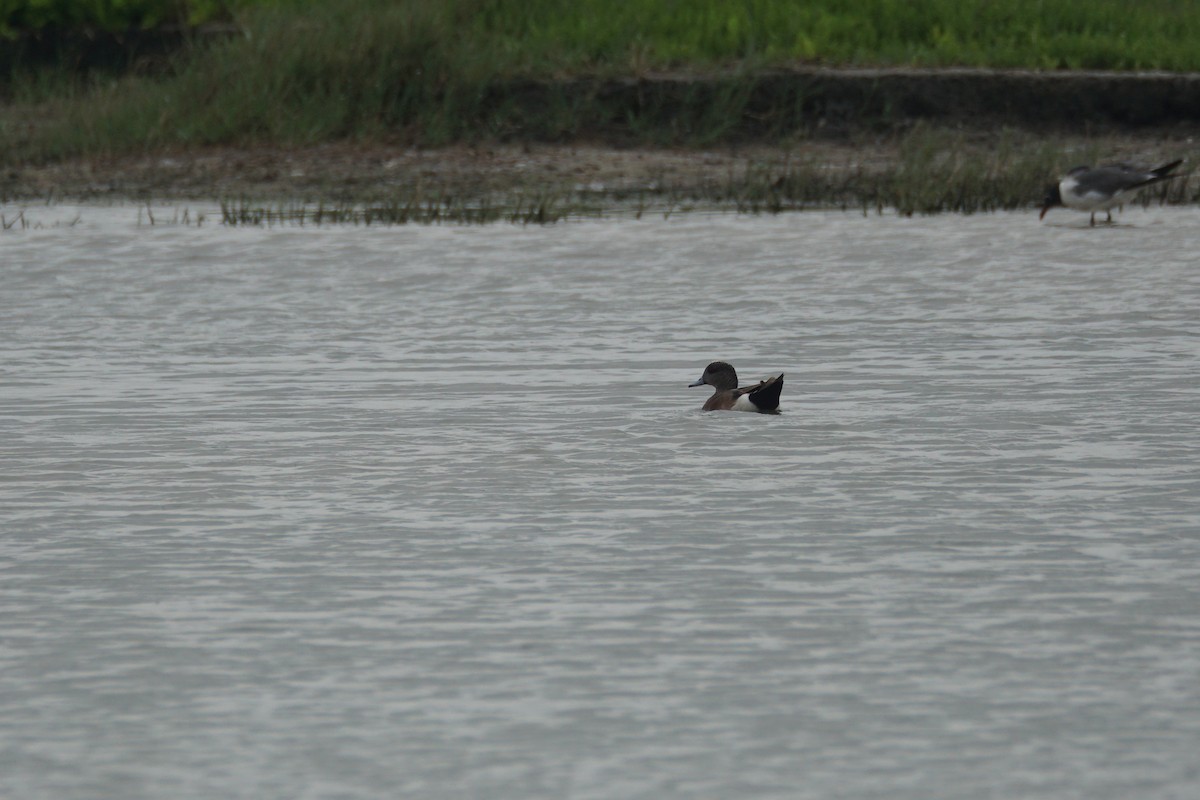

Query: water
left=3, top=205, right=1199, bottom=799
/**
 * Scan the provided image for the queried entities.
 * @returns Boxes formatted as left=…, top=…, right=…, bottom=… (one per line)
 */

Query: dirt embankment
left=498, top=66, right=1200, bottom=137
left=4, top=67, right=1199, bottom=203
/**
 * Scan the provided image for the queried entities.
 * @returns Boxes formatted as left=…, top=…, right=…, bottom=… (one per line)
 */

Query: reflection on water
left=2, top=206, right=1200, bottom=799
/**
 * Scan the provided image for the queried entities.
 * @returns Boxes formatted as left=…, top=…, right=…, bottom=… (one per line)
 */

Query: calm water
left=3, top=205, right=1199, bottom=799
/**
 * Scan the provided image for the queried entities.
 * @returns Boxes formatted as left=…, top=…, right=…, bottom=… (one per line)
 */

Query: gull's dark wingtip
left=1154, top=159, right=1184, bottom=177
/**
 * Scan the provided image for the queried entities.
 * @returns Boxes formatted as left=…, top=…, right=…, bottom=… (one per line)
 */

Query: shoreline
left=4, top=133, right=1195, bottom=217
left=4, top=68, right=1199, bottom=212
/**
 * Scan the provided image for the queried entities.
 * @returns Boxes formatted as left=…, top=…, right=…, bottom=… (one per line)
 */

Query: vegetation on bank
left=9, top=127, right=1190, bottom=222
left=6, top=0, right=1200, bottom=71
left=2, top=0, right=1199, bottom=214
left=1, top=1, right=229, bottom=35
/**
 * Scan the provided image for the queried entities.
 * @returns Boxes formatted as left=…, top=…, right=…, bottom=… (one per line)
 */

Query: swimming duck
left=689, top=361, right=784, bottom=413
left=1040, top=159, right=1182, bottom=226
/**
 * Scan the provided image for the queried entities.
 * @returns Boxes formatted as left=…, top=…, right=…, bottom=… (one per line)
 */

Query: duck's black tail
left=748, top=375, right=784, bottom=413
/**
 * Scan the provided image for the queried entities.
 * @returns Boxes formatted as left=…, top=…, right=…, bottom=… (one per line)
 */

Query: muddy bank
left=1, top=143, right=810, bottom=202
left=532, top=67, right=1200, bottom=138
left=6, top=129, right=1197, bottom=204
left=4, top=67, right=1199, bottom=207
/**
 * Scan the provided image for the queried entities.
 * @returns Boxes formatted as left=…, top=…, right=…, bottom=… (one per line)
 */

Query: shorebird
left=689, top=362, right=784, bottom=413
left=1040, top=159, right=1183, bottom=226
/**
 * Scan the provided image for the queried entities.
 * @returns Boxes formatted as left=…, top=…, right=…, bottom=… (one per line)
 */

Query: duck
left=1040, top=159, right=1183, bottom=226
left=689, top=361, right=784, bottom=413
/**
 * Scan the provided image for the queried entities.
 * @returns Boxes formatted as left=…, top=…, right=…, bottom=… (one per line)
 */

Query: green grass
left=8, top=0, right=1200, bottom=70
left=5, top=0, right=1200, bottom=166
left=470, top=0, right=1200, bottom=72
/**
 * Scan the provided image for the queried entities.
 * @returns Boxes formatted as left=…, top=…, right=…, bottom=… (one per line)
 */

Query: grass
left=210, top=168, right=1200, bottom=226
left=5, top=0, right=1200, bottom=165
left=8, top=0, right=1200, bottom=71
left=468, top=0, right=1200, bottom=72
left=1, top=1, right=233, bottom=35
left=217, top=190, right=579, bottom=226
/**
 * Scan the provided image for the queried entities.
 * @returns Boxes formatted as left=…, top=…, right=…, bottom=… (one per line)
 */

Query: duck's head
left=689, top=361, right=738, bottom=391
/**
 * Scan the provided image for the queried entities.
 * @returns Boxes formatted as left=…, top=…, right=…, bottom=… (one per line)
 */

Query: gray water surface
left=3, top=206, right=1200, bottom=799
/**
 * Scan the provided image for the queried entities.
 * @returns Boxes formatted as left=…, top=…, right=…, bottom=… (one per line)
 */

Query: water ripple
left=2, top=206, right=1199, bottom=799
